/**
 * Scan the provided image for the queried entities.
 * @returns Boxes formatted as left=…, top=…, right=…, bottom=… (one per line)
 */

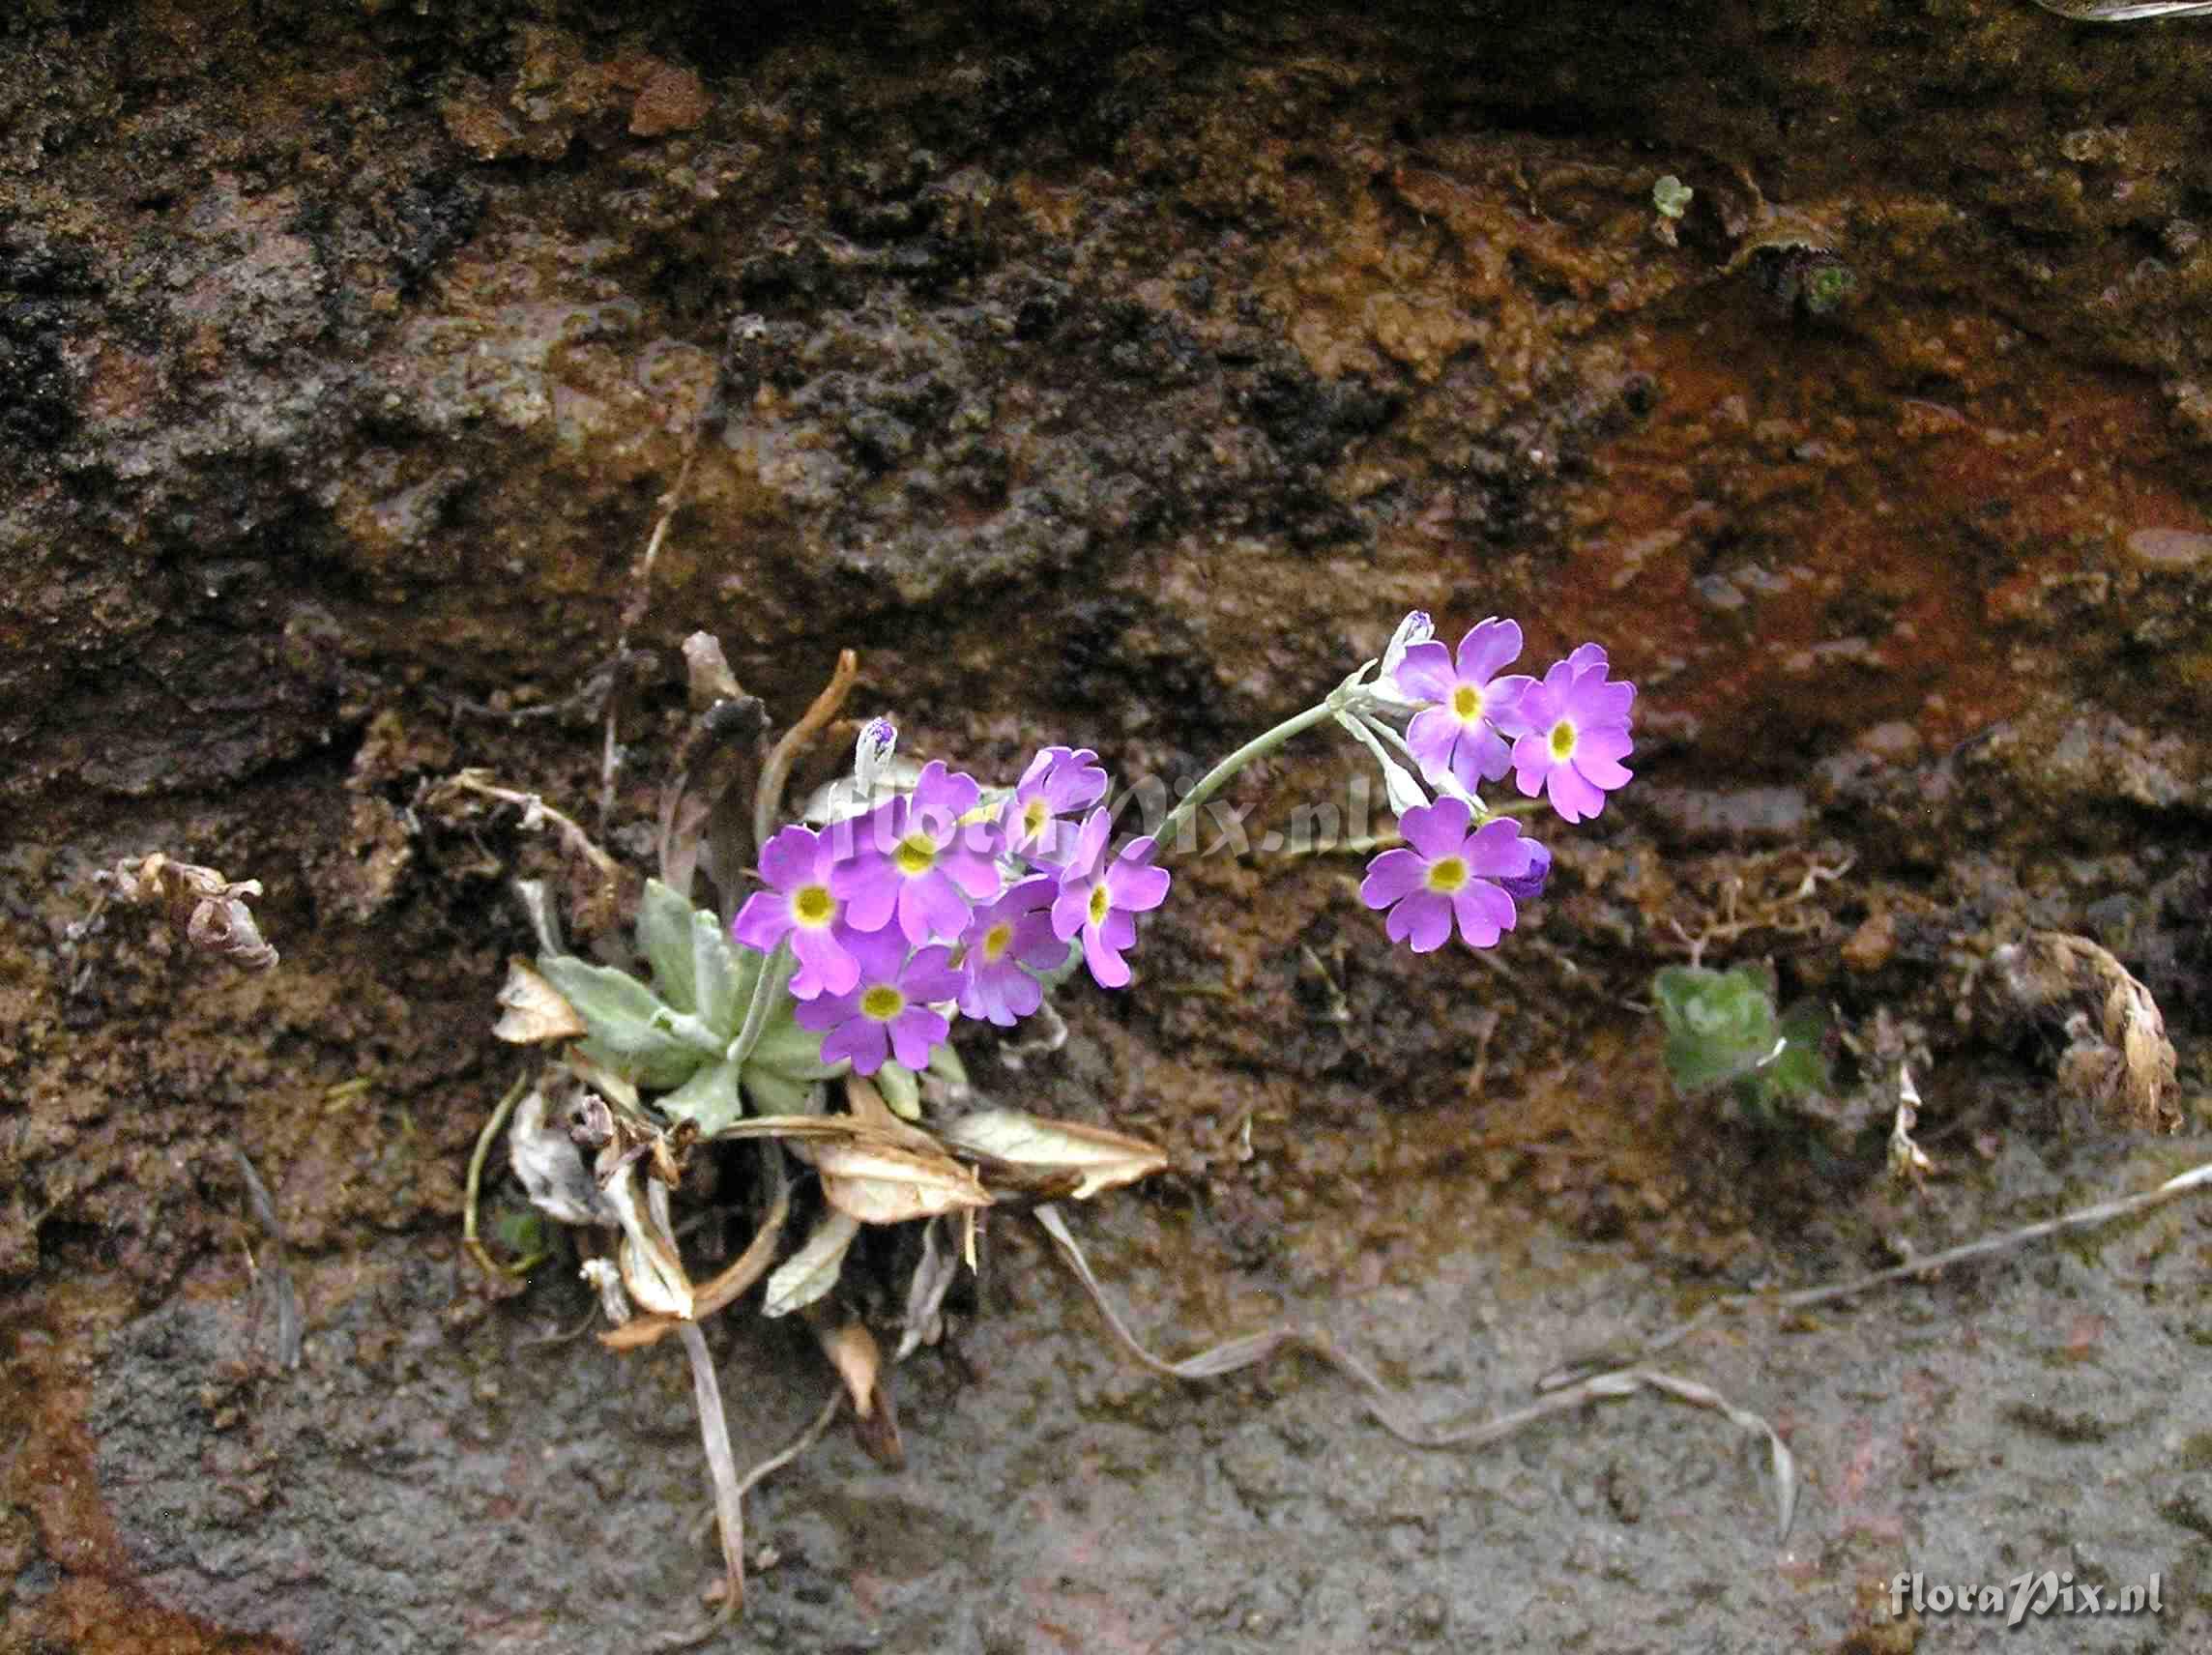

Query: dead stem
left=231, top=1143, right=302, bottom=1370
left=1034, top=1204, right=1799, bottom=1540
left=753, top=649, right=860, bottom=852
left=1542, top=1154, right=2212, bottom=1390
left=680, top=1321, right=747, bottom=1613
left=600, top=415, right=712, bottom=831
left=463, top=1073, right=538, bottom=1283
left=599, top=1157, right=793, bottom=1350
left=430, top=772, right=622, bottom=886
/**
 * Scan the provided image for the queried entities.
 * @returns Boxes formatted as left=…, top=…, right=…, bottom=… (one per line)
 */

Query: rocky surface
left=3, top=1, right=2208, bottom=1650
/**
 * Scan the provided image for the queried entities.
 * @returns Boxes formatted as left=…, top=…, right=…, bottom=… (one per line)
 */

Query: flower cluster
left=1357, top=615, right=1634, bottom=953
left=732, top=745, right=1167, bottom=1075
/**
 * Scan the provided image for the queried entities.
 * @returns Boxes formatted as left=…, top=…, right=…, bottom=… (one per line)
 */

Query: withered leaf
left=816, top=1140, right=991, bottom=1226
left=492, top=958, right=587, bottom=1045
left=939, top=1108, right=1169, bottom=1201
left=762, top=1209, right=860, bottom=1319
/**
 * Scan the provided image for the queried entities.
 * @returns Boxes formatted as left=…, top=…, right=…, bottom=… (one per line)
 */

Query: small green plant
left=1653, top=963, right=1830, bottom=1119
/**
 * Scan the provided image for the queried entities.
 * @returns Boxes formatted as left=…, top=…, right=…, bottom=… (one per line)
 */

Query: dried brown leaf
left=939, top=1108, right=1169, bottom=1201
left=817, top=1140, right=992, bottom=1226
left=491, top=957, right=588, bottom=1044
left=809, top=1312, right=903, bottom=1468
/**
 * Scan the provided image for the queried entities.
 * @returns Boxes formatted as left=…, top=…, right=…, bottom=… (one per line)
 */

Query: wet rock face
left=5, top=2, right=2212, bottom=1651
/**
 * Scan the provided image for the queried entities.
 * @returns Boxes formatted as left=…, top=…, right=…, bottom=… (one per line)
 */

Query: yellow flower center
left=1087, top=883, right=1111, bottom=925
left=1022, top=798, right=1051, bottom=839
left=860, top=984, right=905, bottom=1021
left=1549, top=719, right=1577, bottom=760
left=1451, top=683, right=1483, bottom=721
left=1425, top=856, right=1470, bottom=894
left=791, top=885, right=834, bottom=928
left=893, top=831, right=938, bottom=877
left=981, top=920, right=1014, bottom=963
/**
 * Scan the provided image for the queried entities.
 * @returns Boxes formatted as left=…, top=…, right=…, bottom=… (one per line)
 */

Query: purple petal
left=1575, top=751, right=1633, bottom=791
left=1359, top=847, right=1429, bottom=909
left=1563, top=642, right=1608, bottom=675
left=1454, top=617, right=1523, bottom=683
left=898, top=872, right=975, bottom=946
left=1546, top=766, right=1605, bottom=824
left=830, top=854, right=898, bottom=934
left=842, top=924, right=912, bottom=987
left=1104, top=858, right=1170, bottom=914
left=1496, top=839, right=1552, bottom=904
left=1391, top=640, right=1457, bottom=703
left=1386, top=889, right=1452, bottom=952
left=1398, top=796, right=1472, bottom=860
left=888, top=1005, right=950, bottom=1070
left=1009, top=911, right=1065, bottom=969
left=1082, top=921, right=1131, bottom=988
left=939, top=843, right=1005, bottom=901
left=1578, top=725, right=1634, bottom=765
left=731, top=889, right=793, bottom=953
left=1465, top=817, right=1535, bottom=881
left=909, top=761, right=980, bottom=827
left=1063, top=807, right=1110, bottom=877
left=1483, top=674, right=1535, bottom=737
left=758, top=824, right=823, bottom=890
left=823, top=1016, right=891, bottom=1075
left=1051, top=880, right=1092, bottom=944
left=898, top=944, right=966, bottom=1005
left=1450, top=881, right=1516, bottom=947
left=1406, top=707, right=1461, bottom=787
left=1455, top=722, right=1514, bottom=787
left=789, top=922, right=860, bottom=999
left=1510, top=735, right=1555, bottom=798
left=1044, top=749, right=1108, bottom=811
left=794, top=990, right=857, bottom=1033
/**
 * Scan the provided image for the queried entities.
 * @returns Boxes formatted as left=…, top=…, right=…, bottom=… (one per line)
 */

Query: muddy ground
left=3, top=0, right=2210, bottom=1650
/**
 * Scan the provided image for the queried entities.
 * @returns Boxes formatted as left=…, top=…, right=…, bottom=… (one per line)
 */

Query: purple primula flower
left=999, top=745, right=1109, bottom=865
left=956, top=875, right=1064, bottom=1027
left=731, top=823, right=861, bottom=998
left=831, top=760, right=1004, bottom=944
left=1359, top=797, right=1534, bottom=952
left=1504, top=649, right=1635, bottom=825
left=793, top=928, right=965, bottom=1076
left=1394, top=617, right=1531, bottom=791
left=1051, top=808, right=1171, bottom=989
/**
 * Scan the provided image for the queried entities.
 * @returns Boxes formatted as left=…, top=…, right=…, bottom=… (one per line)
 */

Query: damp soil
left=4, top=1, right=2211, bottom=1651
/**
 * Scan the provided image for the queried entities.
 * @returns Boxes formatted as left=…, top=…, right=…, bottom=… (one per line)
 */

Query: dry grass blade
left=232, top=1143, right=303, bottom=1370
left=763, top=1209, right=861, bottom=1319
left=895, top=1215, right=962, bottom=1361
left=677, top=1322, right=746, bottom=1617
left=1036, top=1204, right=1799, bottom=1542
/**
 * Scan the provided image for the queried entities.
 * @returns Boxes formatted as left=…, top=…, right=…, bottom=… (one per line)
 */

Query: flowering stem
left=1151, top=697, right=1344, bottom=857
left=728, top=936, right=795, bottom=1068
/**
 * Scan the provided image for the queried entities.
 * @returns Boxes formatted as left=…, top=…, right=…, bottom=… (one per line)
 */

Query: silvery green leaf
left=762, top=1209, right=860, bottom=1319
left=539, top=955, right=710, bottom=1089
left=742, top=1007, right=845, bottom=1082
left=693, top=909, right=757, bottom=1038
left=637, top=880, right=700, bottom=1014
left=739, top=1066, right=816, bottom=1118
left=875, top=1060, right=921, bottom=1120
left=925, top=1040, right=969, bottom=1089
left=658, top=1058, right=745, bottom=1135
